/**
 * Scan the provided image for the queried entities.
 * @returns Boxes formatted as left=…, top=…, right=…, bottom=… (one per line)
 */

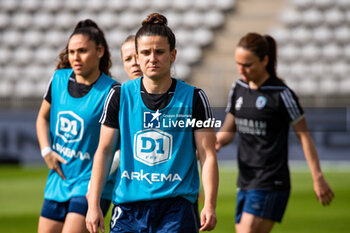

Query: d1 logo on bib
left=56, top=111, right=84, bottom=143
left=134, top=129, right=173, bottom=166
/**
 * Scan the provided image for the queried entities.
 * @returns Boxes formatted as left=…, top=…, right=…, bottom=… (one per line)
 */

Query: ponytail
left=56, top=19, right=112, bottom=76
left=237, top=32, right=278, bottom=78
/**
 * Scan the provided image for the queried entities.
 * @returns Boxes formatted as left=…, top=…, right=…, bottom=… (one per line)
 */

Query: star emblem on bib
left=151, top=109, right=162, bottom=122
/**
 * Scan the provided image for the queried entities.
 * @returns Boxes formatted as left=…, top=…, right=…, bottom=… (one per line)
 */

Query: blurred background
left=1, top=1, right=350, bottom=232
left=0, top=0, right=349, bottom=164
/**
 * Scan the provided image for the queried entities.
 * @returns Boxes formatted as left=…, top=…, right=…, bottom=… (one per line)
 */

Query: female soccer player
left=108, top=35, right=142, bottom=175
left=216, top=32, right=334, bottom=233
left=121, top=35, right=143, bottom=80
left=36, top=19, right=118, bottom=233
left=86, top=13, right=219, bottom=233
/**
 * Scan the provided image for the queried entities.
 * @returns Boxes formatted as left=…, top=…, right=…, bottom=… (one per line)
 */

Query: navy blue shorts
left=110, top=197, right=200, bottom=233
left=235, top=189, right=290, bottom=223
left=41, top=196, right=111, bottom=222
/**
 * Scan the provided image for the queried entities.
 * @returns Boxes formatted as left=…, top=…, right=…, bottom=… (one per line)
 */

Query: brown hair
left=238, top=32, right=277, bottom=78
left=135, top=13, right=176, bottom=53
left=56, top=19, right=112, bottom=76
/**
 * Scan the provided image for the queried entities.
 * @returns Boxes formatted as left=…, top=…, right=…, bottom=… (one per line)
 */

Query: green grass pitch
left=0, top=164, right=349, bottom=233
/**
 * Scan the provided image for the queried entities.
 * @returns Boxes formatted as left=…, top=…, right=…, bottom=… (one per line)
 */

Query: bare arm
left=36, top=99, right=67, bottom=179
left=293, top=117, right=334, bottom=206
left=86, top=125, right=119, bottom=233
left=215, top=112, right=236, bottom=151
left=195, top=128, right=219, bottom=231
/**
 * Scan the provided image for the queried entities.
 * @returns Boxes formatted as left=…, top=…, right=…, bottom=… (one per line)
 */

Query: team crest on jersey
left=256, top=96, right=267, bottom=110
left=56, top=111, right=84, bottom=143
left=144, top=110, right=162, bottom=128
left=134, top=128, right=173, bottom=166
left=235, top=97, right=243, bottom=111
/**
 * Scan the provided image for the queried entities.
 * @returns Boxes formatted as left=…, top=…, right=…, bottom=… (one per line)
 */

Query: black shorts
left=41, top=196, right=111, bottom=222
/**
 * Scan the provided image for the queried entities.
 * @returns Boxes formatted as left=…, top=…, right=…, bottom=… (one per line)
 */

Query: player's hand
left=200, top=205, right=217, bottom=231
left=86, top=206, right=105, bottom=233
left=215, top=141, right=222, bottom=152
left=313, top=176, right=334, bottom=206
left=43, top=151, right=67, bottom=180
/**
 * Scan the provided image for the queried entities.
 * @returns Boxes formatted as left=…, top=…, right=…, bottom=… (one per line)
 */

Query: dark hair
left=237, top=32, right=277, bottom=77
left=122, top=35, right=136, bottom=46
left=56, top=19, right=112, bottom=76
left=121, top=35, right=136, bottom=57
left=135, top=13, right=176, bottom=53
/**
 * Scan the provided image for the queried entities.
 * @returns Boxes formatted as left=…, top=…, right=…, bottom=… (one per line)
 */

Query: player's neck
left=142, top=75, right=172, bottom=94
left=75, top=69, right=101, bottom=86
left=249, top=72, right=269, bottom=90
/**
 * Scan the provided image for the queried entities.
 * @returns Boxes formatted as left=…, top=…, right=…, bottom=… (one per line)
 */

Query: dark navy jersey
left=227, top=77, right=304, bottom=190
left=100, top=78, right=212, bottom=130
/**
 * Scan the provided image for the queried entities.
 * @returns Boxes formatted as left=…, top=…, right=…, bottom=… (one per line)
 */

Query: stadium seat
left=3, top=66, right=22, bottom=85
left=32, top=12, right=54, bottom=30
left=13, top=47, right=33, bottom=65
left=107, top=29, right=129, bottom=49
left=344, top=44, right=350, bottom=61
left=289, top=61, right=310, bottom=79
left=337, top=0, right=350, bottom=10
left=42, top=0, right=63, bottom=12
left=14, top=79, right=38, bottom=97
left=334, top=26, right=350, bottom=44
left=64, top=0, right=84, bottom=12
left=55, top=12, right=75, bottom=30
left=339, top=78, right=350, bottom=94
left=292, top=27, right=313, bottom=45
left=164, top=11, right=182, bottom=30
left=313, top=26, right=333, bottom=45
left=128, top=0, right=149, bottom=12
left=1, top=0, right=231, bottom=100
left=298, top=78, right=318, bottom=96
left=193, top=28, right=214, bottom=47
left=301, top=43, right=321, bottom=62
left=319, top=78, right=338, bottom=96
left=177, top=46, right=202, bottom=64
left=20, top=0, right=41, bottom=12
left=97, top=11, right=118, bottom=30
left=204, top=10, right=225, bottom=29
left=34, top=47, right=58, bottom=65
left=44, top=30, right=67, bottom=48
left=85, top=0, right=105, bottom=12
left=1, top=0, right=20, bottom=12
left=106, top=0, right=128, bottom=12
left=75, top=11, right=97, bottom=24
left=172, top=0, right=193, bottom=12
left=183, top=11, right=203, bottom=28
left=322, top=43, right=343, bottom=61
left=302, top=9, right=323, bottom=27
left=11, top=12, right=32, bottom=30
left=313, top=0, right=335, bottom=10
left=331, top=61, right=350, bottom=78
left=290, top=0, right=313, bottom=10
left=175, top=29, right=192, bottom=46
left=0, top=13, right=10, bottom=29
left=278, top=44, right=301, bottom=62
left=0, top=80, right=14, bottom=98
left=151, top=0, right=172, bottom=11
left=214, top=0, right=236, bottom=11
left=23, top=30, right=43, bottom=48
left=118, top=11, right=141, bottom=29
left=0, top=47, right=12, bottom=65
left=324, top=8, right=345, bottom=27
left=269, top=27, right=291, bottom=45
left=193, top=0, right=212, bottom=11
left=279, top=8, right=301, bottom=27
left=172, top=62, right=191, bottom=80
